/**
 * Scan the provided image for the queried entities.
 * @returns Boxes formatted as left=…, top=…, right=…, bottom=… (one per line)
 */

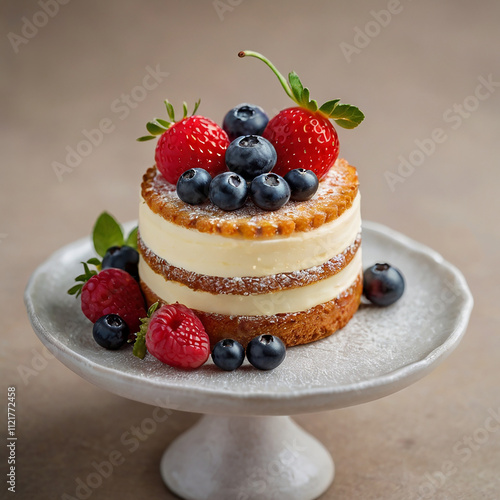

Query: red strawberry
left=239, top=50, right=364, bottom=180
left=81, top=268, right=146, bottom=333
left=145, top=303, right=210, bottom=369
left=138, top=100, right=229, bottom=185
left=263, top=107, right=339, bottom=179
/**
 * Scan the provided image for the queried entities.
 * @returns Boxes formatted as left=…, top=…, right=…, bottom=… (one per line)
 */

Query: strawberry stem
left=239, top=50, right=365, bottom=129
left=238, top=50, right=297, bottom=104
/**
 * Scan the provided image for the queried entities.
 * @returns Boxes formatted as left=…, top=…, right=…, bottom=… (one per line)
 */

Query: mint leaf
left=92, top=212, right=124, bottom=257
left=125, top=227, right=138, bottom=250
left=329, top=104, right=365, bottom=129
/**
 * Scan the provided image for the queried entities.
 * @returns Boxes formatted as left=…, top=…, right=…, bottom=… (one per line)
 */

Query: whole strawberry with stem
left=238, top=50, right=364, bottom=180
left=138, top=100, right=230, bottom=185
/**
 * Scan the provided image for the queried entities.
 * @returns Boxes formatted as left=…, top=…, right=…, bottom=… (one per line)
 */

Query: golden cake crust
left=141, top=158, right=359, bottom=239
left=140, top=274, right=362, bottom=348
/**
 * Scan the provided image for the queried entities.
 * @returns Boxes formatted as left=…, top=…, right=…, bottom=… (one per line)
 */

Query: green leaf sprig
left=238, top=50, right=364, bottom=129
left=92, top=212, right=137, bottom=257
left=132, top=301, right=160, bottom=359
left=137, top=99, right=201, bottom=142
left=67, top=212, right=138, bottom=296
left=67, top=258, right=100, bottom=297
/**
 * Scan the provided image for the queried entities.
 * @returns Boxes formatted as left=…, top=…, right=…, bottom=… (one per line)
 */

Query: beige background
left=1, top=0, right=499, bottom=498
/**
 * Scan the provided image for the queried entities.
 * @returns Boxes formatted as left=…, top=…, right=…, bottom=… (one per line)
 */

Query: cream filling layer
left=139, top=193, right=361, bottom=278
left=139, top=250, right=362, bottom=317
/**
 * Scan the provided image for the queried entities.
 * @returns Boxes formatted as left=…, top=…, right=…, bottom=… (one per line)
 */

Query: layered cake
left=138, top=158, right=362, bottom=347
left=134, top=49, right=365, bottom=350
left=66, top=52, right=409, bottom=371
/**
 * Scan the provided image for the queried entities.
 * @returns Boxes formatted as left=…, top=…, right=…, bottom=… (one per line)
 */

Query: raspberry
left=81, top=268, right=146, bottom=333
left=146, top=304, right=210, bottom=369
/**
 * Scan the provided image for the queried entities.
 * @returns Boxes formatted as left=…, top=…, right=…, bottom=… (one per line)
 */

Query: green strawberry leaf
left=132, top=301, right=160, bottom=359
left=328, top=104, right=365, bottom=129
left=92, top=212, right=124, bottom=258
left=132, top=330, right=147, bottom=359
left=300, top=86, right=309, bottom=105
left=132, top=332, right=147, bottom=359
left=81, top=261, right=92, bottom=276
left=147, top=301, right=160, bottom=317
left=146, top=121, right=167, bottom=136
left=125, top=226, right=138, bottom=250
left=192, top=99, right=201, bottom=115
left=67, top=258, right=99, bottom=297
left=318, top=99, right=340, bottom=116
left=156, top=118, right=170, bottom=128
left=67, top=284, right=83, bottom=296
left=165, top=100, right=175, bottom=122
left=138, top=99, right=201, bottom=141
left=288, top=71, right=304, bottom=103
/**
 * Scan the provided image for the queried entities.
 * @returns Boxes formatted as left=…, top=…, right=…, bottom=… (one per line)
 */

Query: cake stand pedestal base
left=160, top=414, right=334, bottom=500
left=25, top=221, right=474, bottom=500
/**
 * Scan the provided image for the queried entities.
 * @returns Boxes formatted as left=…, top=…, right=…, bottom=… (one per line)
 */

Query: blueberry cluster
left=175, top=104, right=319, bottom=211
left=211, top=334, right=286, bottom=371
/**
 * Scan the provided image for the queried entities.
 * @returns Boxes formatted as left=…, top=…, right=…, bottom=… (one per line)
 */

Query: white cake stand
left=25, top=221, right=473, bottom=500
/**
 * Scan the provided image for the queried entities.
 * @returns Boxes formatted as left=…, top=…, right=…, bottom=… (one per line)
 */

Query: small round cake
left=138, top=158, right=362, bottom=347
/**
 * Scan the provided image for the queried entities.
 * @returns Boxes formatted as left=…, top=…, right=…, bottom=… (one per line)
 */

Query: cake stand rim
left=24, top=220, right=474, bottom=415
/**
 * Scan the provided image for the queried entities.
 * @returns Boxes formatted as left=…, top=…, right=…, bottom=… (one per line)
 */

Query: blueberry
left=176, top=168, right=212, bottom=205
left=102, top=246, right=139, bottom=281
left=246, top=334, right=286, bottom=371
left=284, top=169, right=319, bottom=201
left=222, top=103, right=269, bottom=142
left=209, top=172, right=248, bottom=211
left=250, top=173, right=290, bottom=211
left=225, top=135, right=277, bottom=182
left=363, top=263, right=405, bottom=306
left=92, top=314, right=130, bottom=350
left=211, top=338, right=245, bottom=371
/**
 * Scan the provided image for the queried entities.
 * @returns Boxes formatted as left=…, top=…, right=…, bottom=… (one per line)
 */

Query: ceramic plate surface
left=25, top=221, right=473, bottom=416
